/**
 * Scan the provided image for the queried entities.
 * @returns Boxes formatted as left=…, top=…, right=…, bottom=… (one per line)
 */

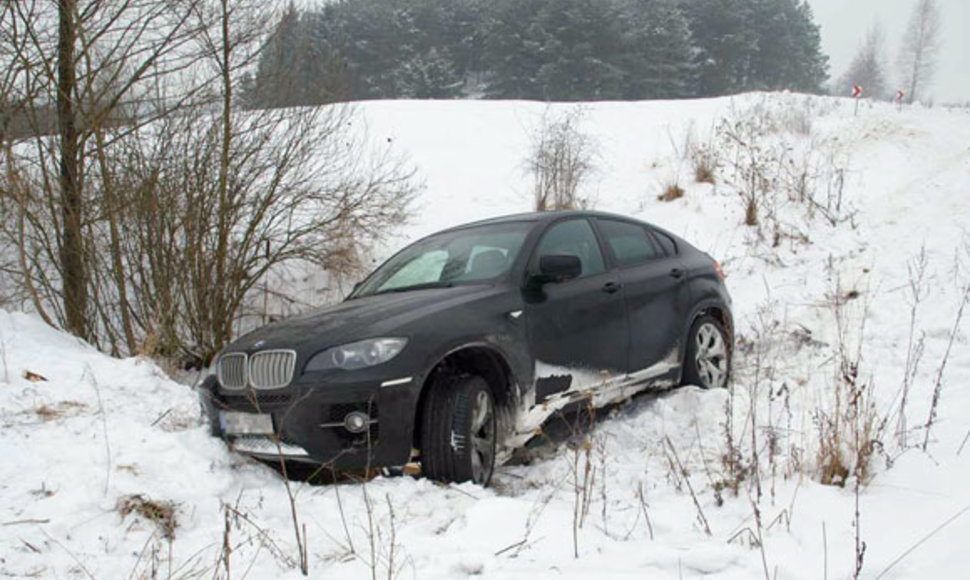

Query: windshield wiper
left=369, top=281, right=456, bottom=296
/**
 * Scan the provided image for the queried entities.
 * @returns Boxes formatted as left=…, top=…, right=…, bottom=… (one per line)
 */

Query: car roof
left=441, top=210, right=656, bottom=232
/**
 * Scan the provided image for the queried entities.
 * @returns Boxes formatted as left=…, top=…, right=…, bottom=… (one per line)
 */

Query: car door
left=593, top=218, right=690, bottom=375
left=523, top=218, right=629, bottom=378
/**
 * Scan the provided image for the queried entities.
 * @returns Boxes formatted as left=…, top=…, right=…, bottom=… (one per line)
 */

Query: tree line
left=250, top=0, right=830, bottom=107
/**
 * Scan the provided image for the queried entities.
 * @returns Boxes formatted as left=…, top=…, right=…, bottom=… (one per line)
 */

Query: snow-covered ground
left=2, top=93, right=970, bottom=579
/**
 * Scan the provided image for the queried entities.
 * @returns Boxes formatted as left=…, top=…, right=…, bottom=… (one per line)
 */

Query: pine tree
left=683, top=0, right=760, bottom=95
left=791, top=1, right=829, bottom=92
left=395, top=47, right=464, bottom=98
left=620, top=0, right=696, bottom=99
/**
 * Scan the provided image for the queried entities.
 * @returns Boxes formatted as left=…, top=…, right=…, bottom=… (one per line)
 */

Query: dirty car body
left=198, top=211, right=733, bottom=484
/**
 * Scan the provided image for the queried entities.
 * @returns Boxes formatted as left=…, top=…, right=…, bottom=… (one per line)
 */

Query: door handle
left=669, top=268, right=685, bottom=279
left=602, top=281, right=622, bottom=294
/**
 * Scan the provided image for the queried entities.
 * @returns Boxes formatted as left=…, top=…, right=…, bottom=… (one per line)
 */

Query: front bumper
left=198, top=373, right=422, bottom=470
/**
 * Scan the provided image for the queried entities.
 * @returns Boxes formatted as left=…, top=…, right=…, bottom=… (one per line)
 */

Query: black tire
left=682, top=315, right=731, bottom=389
left=420, top=373, right=496, bottom=485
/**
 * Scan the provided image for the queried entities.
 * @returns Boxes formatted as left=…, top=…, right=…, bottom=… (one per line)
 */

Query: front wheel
left=420, top=374, right=496, bottom=485
left=682, top=315, right=731, bottom=389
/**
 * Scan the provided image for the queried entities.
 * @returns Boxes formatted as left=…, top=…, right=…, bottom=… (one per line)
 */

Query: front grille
left=250, top=350, right=296, bottom=389
left=217, top=350, right=296, bottom=390
left=218, top=353, right=247, bottom=389
left=222, top=392, right=292, bottom=407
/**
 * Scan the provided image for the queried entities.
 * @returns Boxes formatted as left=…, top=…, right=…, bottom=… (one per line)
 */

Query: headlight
left=305, top=338, right=408, bottom=372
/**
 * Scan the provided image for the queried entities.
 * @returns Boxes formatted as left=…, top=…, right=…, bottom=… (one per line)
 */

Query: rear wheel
left=682, top=315, right=731, bottom=389
left=420, top=374, right=496, bottom=485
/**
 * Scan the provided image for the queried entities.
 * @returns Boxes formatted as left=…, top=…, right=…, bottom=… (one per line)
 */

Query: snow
left=2, top=93, right=970, bottom=578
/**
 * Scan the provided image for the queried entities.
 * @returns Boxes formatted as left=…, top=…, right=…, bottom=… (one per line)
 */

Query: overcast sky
left=806, top=0, right=969, bottom=102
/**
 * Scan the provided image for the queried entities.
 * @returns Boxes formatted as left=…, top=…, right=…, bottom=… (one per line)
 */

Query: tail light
left=713, top=260, right=725, bottom=280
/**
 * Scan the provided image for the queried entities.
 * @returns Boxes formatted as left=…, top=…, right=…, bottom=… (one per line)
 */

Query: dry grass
left=695, top=163, right=716, bottom=184
left=745, top=197, right=759, bottom=226
left=117, top=494, right=179, bottom=540
left=33, top=401, right=87, bottom=421
left=657, top=183, right=685, bottom=202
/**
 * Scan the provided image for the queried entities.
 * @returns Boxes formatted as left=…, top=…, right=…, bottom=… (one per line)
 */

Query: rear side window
left=535, top=219, right=606, bottom=277
left=596, top=219, right=661, bottom=267
left=651, top=230, right=678, bottom=256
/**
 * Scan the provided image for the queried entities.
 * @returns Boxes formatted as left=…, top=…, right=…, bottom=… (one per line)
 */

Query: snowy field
left=2, top=93, right=970, bottom=579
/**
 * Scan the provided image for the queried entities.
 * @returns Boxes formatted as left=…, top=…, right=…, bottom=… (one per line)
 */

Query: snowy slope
left=2, top=93, right=970, bottom=579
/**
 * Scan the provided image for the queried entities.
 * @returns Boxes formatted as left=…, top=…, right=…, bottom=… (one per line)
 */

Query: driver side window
left=535, top=219, right=606, bottom=277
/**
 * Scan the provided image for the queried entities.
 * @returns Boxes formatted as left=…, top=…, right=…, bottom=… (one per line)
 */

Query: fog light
left=344, top=411, right=370, bottom=434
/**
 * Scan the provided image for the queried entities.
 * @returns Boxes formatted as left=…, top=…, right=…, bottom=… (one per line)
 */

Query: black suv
left=198, top=211, right=732, bottom=485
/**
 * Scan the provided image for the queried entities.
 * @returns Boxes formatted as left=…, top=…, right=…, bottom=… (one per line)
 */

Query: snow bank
left=2, top=93, right=970, bottom=578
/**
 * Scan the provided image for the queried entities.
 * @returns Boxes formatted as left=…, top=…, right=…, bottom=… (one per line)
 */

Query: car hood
left=226, top=284, right=504, bottom=354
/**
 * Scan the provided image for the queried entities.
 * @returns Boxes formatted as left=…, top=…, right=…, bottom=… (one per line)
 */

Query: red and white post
left=852, top=85, right=862, bottom=116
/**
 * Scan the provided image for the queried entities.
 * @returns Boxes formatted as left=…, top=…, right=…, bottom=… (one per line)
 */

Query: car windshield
left=352, top=222, right=532, bottom=298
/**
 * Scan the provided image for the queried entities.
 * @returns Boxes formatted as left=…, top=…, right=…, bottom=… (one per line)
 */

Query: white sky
left=806, top=0, right=970, bottom=102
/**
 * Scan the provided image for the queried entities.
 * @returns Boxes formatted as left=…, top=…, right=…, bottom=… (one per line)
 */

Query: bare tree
left=835, top=24, right=888, bottom=100
left=529, top=107, right=596, bottom=212
left=1, top=0, right=206, bottom=341
left=897, top=0, right=941, bottom=104
left=0, top=1, right=416, bottom=361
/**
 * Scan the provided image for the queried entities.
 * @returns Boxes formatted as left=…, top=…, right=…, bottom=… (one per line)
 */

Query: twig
left=2, top=518, right=50, bottom=526
left=875, top=504, right=970, bottom=579
left=39, top=527, right=97, bottom=580
left=150, top=408, right=172, bottom=427
left=958, top=430, right=970, bottom=456
left=636, top=481, right=654, bottom=540
left=331, top=467, right=356, bottom=556
left=750, top=498, right=771, bottom=580
left=223, top=505, right=294, bottom=567
left=922, top=284, right=970, bottom=451
left=822, top=521, right=828, bottom=580
left=0, top=325, right=9, bottom=383
left=385, top=495, right=397, bottom=580
left=126, top=529, right=159, bottom=580
left=664, top=436, right=711, bottom=535
left=273, top=436, right=308, bottom=575
left=222, top=503, right=232, bottom=580
left=853, top=479, right=865, bottom=579
left=85, top=365, right=112, bottom=497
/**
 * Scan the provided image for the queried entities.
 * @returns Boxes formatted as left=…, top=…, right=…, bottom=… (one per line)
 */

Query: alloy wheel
left=694, top=322, right=728, bottom=389
left=469, top=390, right=495, bottom=484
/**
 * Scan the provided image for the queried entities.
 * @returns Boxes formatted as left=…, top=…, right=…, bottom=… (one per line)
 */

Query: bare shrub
left=715, top=99, right=852, bottom=241
left=814, top=274, right=883, bottom=486
left=529, top=107, right=597, bottom=212
left=687, top=138, right=718, bottom=184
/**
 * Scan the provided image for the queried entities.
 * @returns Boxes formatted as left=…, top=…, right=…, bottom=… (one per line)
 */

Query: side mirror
left=536, top=254, right=582, bottom=283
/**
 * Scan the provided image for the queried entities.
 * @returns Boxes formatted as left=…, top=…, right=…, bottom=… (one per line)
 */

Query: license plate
left=220, top=411, right=274, bottom=435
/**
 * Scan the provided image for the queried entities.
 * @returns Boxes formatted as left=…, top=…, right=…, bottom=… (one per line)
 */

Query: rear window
left=651, top=230, right=678, bottom=256
left=596, top=219, right=661, bottom=267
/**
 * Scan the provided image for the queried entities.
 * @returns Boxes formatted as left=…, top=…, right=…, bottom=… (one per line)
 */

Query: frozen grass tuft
left=117, top=494, right=179, bottom=540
